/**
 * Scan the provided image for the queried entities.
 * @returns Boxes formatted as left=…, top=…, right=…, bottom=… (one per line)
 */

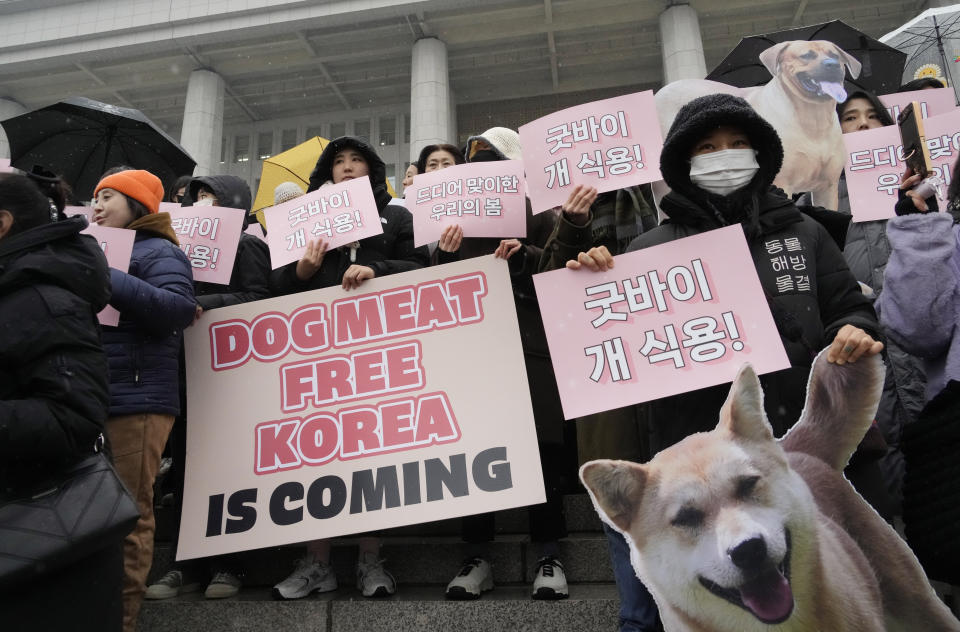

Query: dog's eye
left=736, top=475, right=760, bottom=499
left=671, top=507, right=704, bottom=528
left=801, top=51, right=817, bottom=60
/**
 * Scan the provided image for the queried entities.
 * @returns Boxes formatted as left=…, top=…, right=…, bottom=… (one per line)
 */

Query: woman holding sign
left=91, top=169, right=196, bottom=632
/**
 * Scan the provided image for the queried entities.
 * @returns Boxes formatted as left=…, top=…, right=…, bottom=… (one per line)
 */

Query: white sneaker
left=204, top=571, right=242, bottom=599
left=145, top=570, right=200, bottom=600
left=531, top=556, right=568, bottom=600
left=356, top=552, right=396, bottom=598
left=273, top=558, right=338, bottom=600
left=445, top=557, right=494, bottom=600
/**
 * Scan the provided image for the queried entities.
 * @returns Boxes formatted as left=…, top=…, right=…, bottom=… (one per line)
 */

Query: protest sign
left=407, top=161, right=527, bottom=247
left=0, top=158, right=12, bottom=173
left=519, top=91, right=664, bottom=214
left=245, top=221, right=267, bottom=243
left=879, top=87, right=956, bottom=121
left=844, top=107, right=960, bottom=222
left=160, top=203, right=245, bottom=285
left=177, top=255, right=544, bottom=560
left=64, top=205, right=93, bottom=223
left=263, top=176, right=384, bottom=269
left=81, top=223, right=134, bottom=327
left=533, top=225, right=789, bottom=420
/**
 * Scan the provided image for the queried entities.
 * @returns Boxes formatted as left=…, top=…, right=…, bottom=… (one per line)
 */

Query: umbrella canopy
left=881, top=5, right=960, bottom=101
left=707, top=20, right=907, bottom=96
left=0, top=96, right=195, bottom=201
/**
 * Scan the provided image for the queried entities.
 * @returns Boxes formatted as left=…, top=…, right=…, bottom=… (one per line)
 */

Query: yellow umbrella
left=252, top=135, right=398, bottom=227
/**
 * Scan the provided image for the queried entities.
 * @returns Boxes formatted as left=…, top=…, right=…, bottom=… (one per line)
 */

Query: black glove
left=895, top=188, right=939, bottom=216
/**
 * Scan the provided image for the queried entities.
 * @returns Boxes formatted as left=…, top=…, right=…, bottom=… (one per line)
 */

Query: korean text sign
left=879, top=87, right=956, bottom=122
left=533, top=225, right=789, bottom=420
left=519, top=91, right=664, bottom=214
left=407, top=161, right=527, bottom=247
left=263, top=176, right=384, bottom=269
left=161, top=203, right=245, bottom=285
left=843, top=108, right=960, bottom=222
left=177, top=256, right=545, bottom=559
left=81, top=223, right=134, bottom=327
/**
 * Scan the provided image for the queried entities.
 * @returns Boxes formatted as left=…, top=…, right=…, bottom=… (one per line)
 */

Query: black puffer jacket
left=631, top=94, right=878, bottom=452
left=271, top=136, right=429, bottom=294
left=0, top=217, right=111, bottom=492
left=188, top=175, right=271, bottom=309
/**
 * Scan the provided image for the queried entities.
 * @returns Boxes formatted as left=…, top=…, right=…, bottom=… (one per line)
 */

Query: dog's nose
left=728, top=537, right=767, bottom=570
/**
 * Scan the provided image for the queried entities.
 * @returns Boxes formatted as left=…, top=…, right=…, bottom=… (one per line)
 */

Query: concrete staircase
left=139, top=493, right=621, bottom=632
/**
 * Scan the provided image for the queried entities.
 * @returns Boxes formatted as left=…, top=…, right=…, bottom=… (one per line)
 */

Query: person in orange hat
left=92, top=168, right=197, bottom=632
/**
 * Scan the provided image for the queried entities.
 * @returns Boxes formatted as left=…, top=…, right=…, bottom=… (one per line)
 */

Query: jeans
left=603, top=523, right=661, bottom=632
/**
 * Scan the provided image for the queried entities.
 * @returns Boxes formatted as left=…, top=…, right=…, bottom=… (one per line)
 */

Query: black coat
left=0, top=217, right=111, bottom=492
left=629, top=189, right=879, bottom=451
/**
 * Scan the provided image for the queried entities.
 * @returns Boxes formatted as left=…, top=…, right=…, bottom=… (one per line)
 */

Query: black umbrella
left=0, top=96, right=195, bottom=200
left=706, top=20, right=907, bottom=96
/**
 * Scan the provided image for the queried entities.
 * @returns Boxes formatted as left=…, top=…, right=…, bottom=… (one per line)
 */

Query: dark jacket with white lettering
left=0, top=217, right=111, bottom=492
left=270, top=136, right=430, bottom=295
left=629, top=94, right=878, bottom=453
left=102, top=213, right=195, bottom=416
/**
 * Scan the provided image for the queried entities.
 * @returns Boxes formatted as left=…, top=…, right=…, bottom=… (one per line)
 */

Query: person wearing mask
left=145, top=174, right=270, bottom=601
left=434, top=127, right=569, bottom=602
left=569, top=94, right=883, bottom=632
left=166, top=175, right=193, bottom=204
left=91, top=169, right=196, bottom=631
left=0, top=173, right=119, bottom=631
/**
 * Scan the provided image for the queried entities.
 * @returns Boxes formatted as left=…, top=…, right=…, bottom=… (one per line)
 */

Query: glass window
left=280, top=129, right=297, bottom=152
left=403, top=115, right=410, bottom=144
left=257, top=131, right=273, bottom=160
left=354, top=119, right=370, bottom=143
left=384, top=163, right=396, bottom=192
left=305, top=125, right=323, bottom=140
left=329, top=122, right=346, bottom=139
left=379, top=116, right=396, bottom=146
left=233, top=134, right=249, bottom=163
left=220, top=137, right=227, bottom=163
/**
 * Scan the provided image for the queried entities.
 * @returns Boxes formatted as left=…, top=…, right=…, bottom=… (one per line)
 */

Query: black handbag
left=0, top=441, right=140, bottom=591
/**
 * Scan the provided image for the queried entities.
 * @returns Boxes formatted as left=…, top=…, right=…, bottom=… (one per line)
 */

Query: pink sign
left=177, top=256, right=544, bottom=559
left=81, top=223, right=135, bottom=327
left=263, top=176, right=384, bottom=270
left=64, top=205, right=93, bottom=223
left=879, top=87, right=956, bottom=121
left=0, top=158, right=12, bottom=173
left=533, top=225, right=789, bottom=420
left=407, top=161, right=528, bottom=247
left=519, top=91, right=664, bottom=214
left=162, top=203, right=245, bottom=285
left=843, top=108, right=960, bottom=222
left=245, top=222, right=267, bottom=243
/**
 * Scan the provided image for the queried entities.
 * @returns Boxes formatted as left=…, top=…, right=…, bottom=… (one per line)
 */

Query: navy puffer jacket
left=102, top=213, right=195, bottom=416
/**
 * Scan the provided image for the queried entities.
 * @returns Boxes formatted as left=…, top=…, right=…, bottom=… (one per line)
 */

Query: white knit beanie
left=467, top=127, right=522, bottom=161
left=274, top=181, right=305, bottom=205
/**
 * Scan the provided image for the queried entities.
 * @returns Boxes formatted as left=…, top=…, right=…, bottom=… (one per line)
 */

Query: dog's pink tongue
left=740, top=571, right=794, bottom=623
left=820, top=81, right=848, bottom=103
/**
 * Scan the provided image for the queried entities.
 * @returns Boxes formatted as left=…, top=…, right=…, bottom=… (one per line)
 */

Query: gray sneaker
left=145, top=570, right=200, bottom=600
left=273, top=558, right=338, bottom=600
left=204, top=571, right=242, bottom=599
left=445, top=557, right=494, bottom=600
left=356, top=552, right=396, bottom=598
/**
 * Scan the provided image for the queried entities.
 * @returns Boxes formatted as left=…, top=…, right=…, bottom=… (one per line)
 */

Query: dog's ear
left=759, top=42, right=791, bottom=76
left=829, top=43, right=862, bottom=79
left=580, top=460, right=646, bottom=533
left=718, top=362, right=774, bottom=442
left=780, top=349, right=884, bottom=469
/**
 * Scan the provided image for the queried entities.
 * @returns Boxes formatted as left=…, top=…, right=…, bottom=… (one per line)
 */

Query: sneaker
left=356, top=552, right=396, bottom=598
left=532, top=556, right=568, bottom=600
left=204, top=571, right=242, bottom=599
left=145, top=570, right=200, bottom=600
left=272, top=558, right=338, bottom=600
left=445, top=557, right=493, bottom=600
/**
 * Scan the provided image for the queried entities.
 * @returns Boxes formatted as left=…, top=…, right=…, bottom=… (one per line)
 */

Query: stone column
left=409, top=37, right=451, bottom=162
left=0, top=98, right=28, bottom=160
left=180, top=69, right=225, bottom=177
left=659, top=4, right=707, bottom=84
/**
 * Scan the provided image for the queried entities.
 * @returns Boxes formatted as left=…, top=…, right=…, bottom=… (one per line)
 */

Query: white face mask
left=193, top=197, right=214, bottom=207
left=689, top=149, right=760, bottom=196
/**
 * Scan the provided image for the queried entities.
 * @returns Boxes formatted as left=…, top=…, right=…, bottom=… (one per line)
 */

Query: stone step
left=150, top=532, right=614, bottom=588
left=154, top=492, right=605, bottom=543
left=139, top=584, right=620, bottom=632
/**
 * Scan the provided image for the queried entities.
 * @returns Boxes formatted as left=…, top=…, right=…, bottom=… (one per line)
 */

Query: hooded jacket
left=629, top=94, right=878, bottom=452
left=188, top=175, right=271, bottom=310
left=270, top=136, right=429, bottom=294
left=0, top=217, right=111, bottom=491
left=102, top=212, right=195, bottom=416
